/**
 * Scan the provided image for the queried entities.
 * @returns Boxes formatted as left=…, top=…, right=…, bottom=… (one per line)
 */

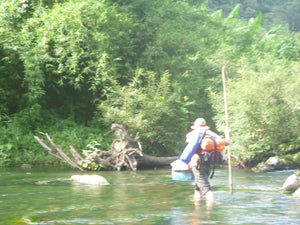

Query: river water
left=0, top=167, right=299, bottom=225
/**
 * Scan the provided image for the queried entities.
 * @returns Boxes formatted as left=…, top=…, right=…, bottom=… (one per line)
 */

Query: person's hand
left=224, top=129, right=231, bottom=145
left=225, top=129, right=231, bottom=137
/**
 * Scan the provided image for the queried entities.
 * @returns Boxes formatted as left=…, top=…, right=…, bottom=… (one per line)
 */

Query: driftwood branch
left=34, top=133, right=83, bottom=171
left=34, top=124, right=178, bottom=171
left=70, top=145, right=84, bottom=162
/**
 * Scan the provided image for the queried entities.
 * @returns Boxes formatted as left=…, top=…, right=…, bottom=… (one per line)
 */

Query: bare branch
left=34, top=124, right=177, bottom=171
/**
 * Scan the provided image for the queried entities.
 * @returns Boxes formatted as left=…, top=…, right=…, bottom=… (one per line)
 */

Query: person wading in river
left=180, top=118, right=230, bottom=205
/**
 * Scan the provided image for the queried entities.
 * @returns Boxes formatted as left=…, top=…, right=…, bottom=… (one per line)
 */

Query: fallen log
left=34, top=124, right=179, bottom=171
left=137, top=154, right=179, bottom=167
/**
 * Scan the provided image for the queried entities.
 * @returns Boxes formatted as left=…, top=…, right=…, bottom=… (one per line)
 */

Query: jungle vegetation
left=0, top=0, right=299, bottom=168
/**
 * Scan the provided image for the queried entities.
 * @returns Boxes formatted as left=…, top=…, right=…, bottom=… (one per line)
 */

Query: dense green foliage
left=207, top=0, right=300, bottom=32
left=0, top=0, right=299, bottom=167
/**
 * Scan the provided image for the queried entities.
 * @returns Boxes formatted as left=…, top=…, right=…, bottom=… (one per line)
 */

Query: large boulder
left=292, top=187, right=300, bottom=198
left=253, top=156, right=285, bottom=172
left=70, top=175, right=109, bottom=185
left=282, top=174, right=300, bottom=192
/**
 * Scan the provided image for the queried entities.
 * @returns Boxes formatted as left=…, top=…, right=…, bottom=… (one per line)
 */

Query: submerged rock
left=282, top=174, right=300, bottom=192
left=70, top=175, right=109, bottom=185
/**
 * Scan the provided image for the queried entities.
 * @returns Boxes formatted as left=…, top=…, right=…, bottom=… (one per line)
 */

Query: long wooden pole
left=222, top=66, right=233, bottom=194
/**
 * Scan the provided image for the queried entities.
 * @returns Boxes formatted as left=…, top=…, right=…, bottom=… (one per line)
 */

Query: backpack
left=197, top=131, right=226, bottom=178
left=200, top=136, right=225, bottom=152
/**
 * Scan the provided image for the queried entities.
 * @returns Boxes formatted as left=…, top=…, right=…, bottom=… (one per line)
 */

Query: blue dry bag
left=180, top=133, right=201, bottom=163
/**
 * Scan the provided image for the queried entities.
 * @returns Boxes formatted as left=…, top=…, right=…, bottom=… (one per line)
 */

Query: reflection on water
left=0, top=167, right=299, bottom=225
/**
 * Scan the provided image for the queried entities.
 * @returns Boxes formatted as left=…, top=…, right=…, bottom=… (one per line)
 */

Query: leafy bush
left=0, top=107, right=112, bottom=167
left=99, top=69, right=191, bottom=156
left=210, top=58, right=300, bottom=164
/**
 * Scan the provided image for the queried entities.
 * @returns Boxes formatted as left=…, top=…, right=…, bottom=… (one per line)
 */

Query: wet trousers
left=192, top=165, right=212, bottom=195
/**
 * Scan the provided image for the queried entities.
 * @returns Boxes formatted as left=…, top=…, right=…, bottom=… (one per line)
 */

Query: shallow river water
left=0, top=167, right=299, bottom=225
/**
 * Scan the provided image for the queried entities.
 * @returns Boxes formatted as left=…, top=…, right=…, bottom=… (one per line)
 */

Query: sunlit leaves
left=226, top=4, right=240, bottom=20
left=99, top=69, right=190, bottom=154
left=210, top=58, right=300, bottom=162
left=19, top=0, right=134, bottom=101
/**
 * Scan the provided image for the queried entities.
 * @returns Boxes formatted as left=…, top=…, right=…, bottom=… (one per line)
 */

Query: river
left=0, top=167, right=299, bottom=225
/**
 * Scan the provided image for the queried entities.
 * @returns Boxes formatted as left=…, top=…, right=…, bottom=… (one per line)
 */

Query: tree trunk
left=137, top=154, right=179, bottom=167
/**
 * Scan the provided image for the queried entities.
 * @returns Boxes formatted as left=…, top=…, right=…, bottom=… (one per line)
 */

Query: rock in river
left=70, top=175, right=109, bottom=185
left=282, top=174, right=300, bottom=192
left=292, top=187, right=300, bottom=198
left=253, top=156, right=285, bottom=172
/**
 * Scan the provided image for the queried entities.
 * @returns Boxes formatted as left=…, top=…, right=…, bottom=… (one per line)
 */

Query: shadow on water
left=0, top=167, right=300, bottom=225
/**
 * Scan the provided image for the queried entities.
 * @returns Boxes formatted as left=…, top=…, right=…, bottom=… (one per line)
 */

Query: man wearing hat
left=181, top=118, right=230, bottom=205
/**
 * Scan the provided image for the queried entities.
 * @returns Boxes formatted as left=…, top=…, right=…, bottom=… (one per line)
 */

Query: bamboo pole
left=222, top=66, right=233, bottom=194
